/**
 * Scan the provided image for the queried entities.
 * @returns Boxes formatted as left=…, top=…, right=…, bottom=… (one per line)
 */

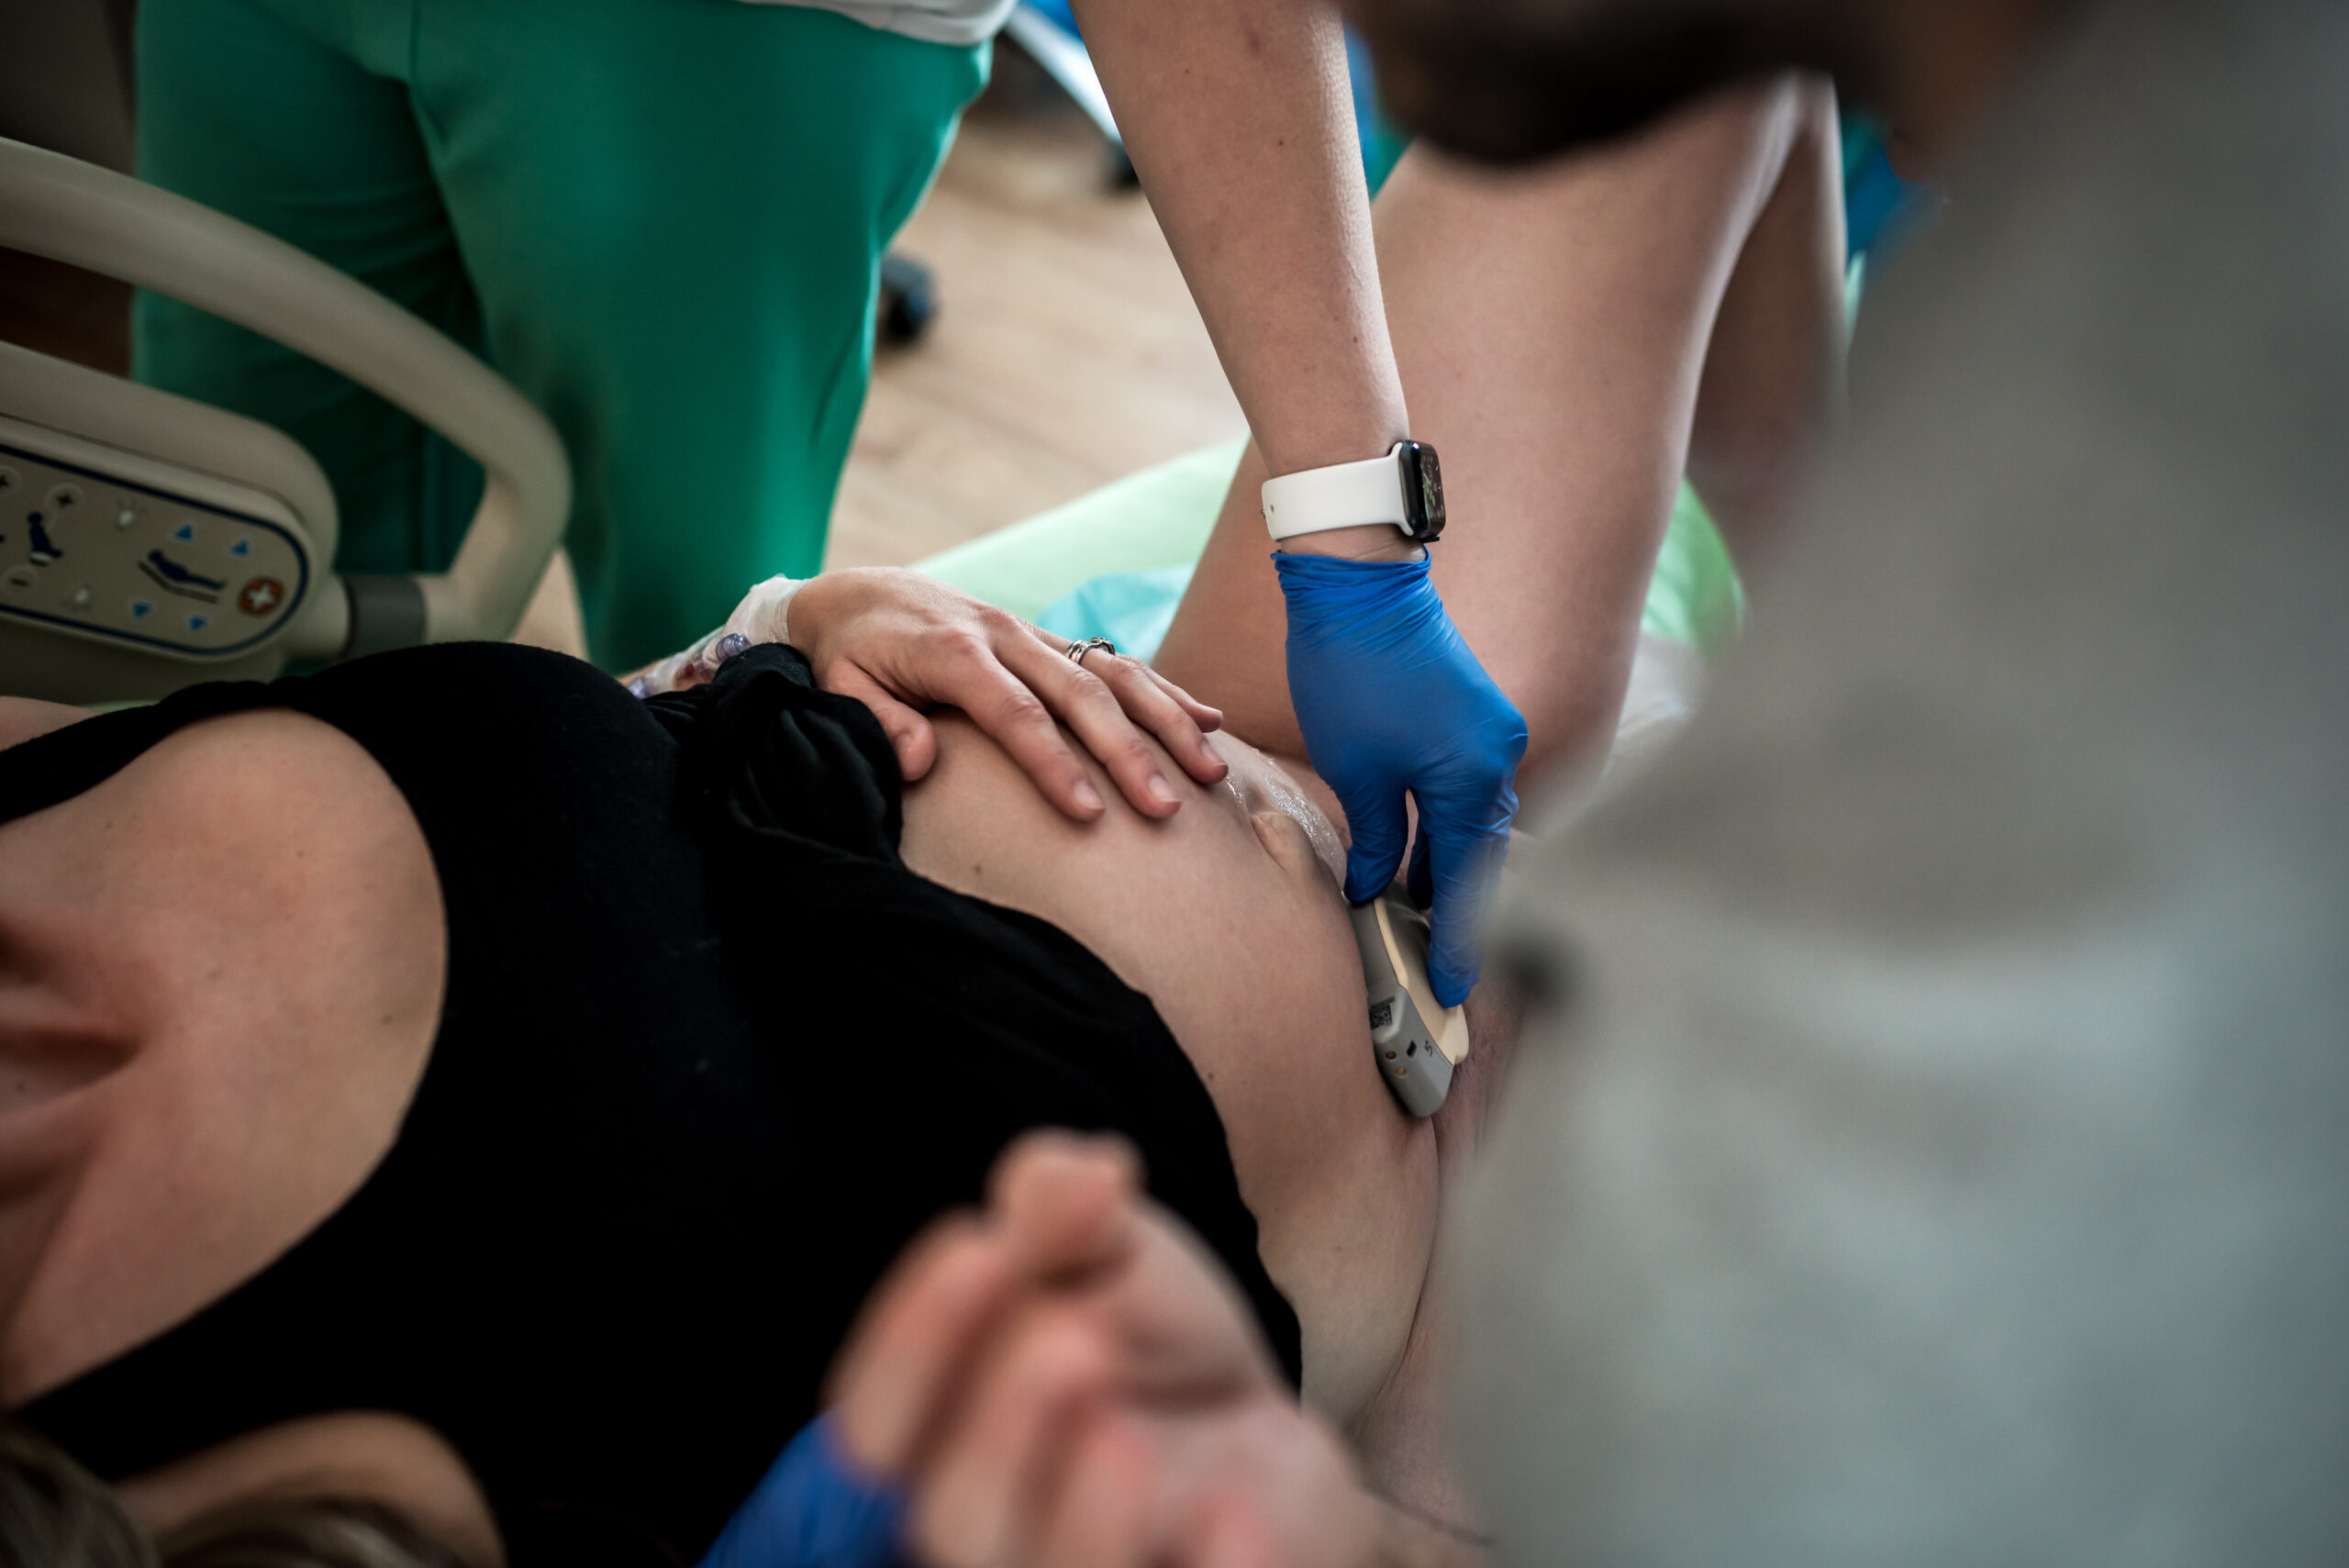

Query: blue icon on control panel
left=229, top=538, right=251, bottom=557
left=173, top=523, right=197, bottom=542
left=129, top=599, right=153, bottom=619
left=187, top=614, right=209, bottom=632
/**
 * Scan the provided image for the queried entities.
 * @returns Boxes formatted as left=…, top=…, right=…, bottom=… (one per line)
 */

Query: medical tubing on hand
left=1275, top=550, right=1526, bottom=1007
left=696, top=1412, right=908, bottom=1568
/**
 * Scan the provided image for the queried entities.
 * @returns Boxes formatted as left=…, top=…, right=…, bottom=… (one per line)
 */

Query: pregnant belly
left=898, top=715, right=1439, bottom=1423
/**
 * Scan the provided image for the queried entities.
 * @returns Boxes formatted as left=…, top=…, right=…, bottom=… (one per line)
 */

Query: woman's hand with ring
left=786, top=568, right=1228, bottom=820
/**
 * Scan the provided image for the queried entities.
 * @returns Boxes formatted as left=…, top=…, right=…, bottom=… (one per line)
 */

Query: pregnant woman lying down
left=0, top=74, right=1842, bottom=1568
left=0, top=575, right=1447, bottom=1568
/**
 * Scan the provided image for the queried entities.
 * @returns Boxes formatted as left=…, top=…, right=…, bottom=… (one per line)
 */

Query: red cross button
left=238, top=576, right=286, bottom=617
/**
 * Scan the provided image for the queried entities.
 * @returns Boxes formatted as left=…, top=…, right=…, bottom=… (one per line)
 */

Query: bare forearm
left=1374, top=1496, right=1490, bottom=1568
left=1073, top=0, right=1408, bottom=484
left=1160, top=80, right=1849, bottom=776
left=1685, top=75, right=1848, bottom=556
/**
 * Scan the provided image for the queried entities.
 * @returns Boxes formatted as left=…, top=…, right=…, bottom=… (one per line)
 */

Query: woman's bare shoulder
left=1, top=704, right=444, bottom=1408
left=0, top=696, right=93, bottom=751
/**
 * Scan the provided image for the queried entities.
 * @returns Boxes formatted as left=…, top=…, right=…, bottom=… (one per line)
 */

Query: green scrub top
left=135, top=0, right=988, bottom=669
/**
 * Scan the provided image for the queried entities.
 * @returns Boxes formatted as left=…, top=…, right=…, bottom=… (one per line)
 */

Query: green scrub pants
left=136, top=0, right=987, bottom=669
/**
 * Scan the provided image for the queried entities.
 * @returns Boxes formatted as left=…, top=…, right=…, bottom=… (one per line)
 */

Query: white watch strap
left=1261, top=449, right=1409, bottom=541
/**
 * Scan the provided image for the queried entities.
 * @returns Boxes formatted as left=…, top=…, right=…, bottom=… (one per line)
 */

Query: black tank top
left=6, top=643, right=1298, bottom=1566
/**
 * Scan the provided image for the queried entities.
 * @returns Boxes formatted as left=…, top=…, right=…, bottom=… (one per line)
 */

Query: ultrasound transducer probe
left=1351, top=886, right=1470, bottom=1118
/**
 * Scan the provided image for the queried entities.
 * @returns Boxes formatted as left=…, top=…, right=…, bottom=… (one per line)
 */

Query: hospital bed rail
left=0, top=135, right=569, bottom=702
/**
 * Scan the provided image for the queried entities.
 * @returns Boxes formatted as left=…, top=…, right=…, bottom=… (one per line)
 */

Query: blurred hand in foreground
left=829, top=1133, right=1426, bottom=1568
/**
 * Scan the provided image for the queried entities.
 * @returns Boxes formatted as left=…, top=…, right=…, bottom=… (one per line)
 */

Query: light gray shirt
left=1458, top=1, right=2349, bottom=1562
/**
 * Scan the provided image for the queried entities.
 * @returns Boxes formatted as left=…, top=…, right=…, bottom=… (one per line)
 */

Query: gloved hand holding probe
left=1264, top=443, right=1527, bottom=1008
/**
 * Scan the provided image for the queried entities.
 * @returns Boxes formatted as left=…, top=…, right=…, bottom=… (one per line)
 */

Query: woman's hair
left=154, top=1496, right=474, bottom=1568
left=0, top=1421, right=473, bottom=1568
left=0, top=1419, right=158, bottom=1568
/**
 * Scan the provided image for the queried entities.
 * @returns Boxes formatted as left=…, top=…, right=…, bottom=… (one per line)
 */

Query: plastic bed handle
left=0, top=136, right=569, bottom=651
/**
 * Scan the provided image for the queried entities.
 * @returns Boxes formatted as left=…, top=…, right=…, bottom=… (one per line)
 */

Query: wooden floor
left=822, top=71, right=1246, bottom=572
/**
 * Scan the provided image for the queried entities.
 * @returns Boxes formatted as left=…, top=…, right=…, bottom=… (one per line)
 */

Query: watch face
left=1397, top=440, right=1445, bottom=540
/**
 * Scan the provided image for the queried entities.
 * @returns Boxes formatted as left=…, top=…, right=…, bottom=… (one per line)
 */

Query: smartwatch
left=1262, top=439, right=1445, bottom=545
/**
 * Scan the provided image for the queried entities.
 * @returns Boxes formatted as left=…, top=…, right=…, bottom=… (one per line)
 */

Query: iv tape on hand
left=626, top=574, right=807, bottom=696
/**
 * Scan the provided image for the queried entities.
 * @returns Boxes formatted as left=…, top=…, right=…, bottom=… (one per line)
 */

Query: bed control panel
left=1353, top=887, right=1472, bottom=1118
left=0, top=425, right=312, bottom=661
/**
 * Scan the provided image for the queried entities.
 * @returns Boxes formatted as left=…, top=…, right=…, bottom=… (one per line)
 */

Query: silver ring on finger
left=1063, top=636, right=1118, bottom=666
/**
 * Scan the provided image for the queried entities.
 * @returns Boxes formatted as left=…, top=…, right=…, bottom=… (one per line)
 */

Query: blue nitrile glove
left=698, top=1412, right=908, bottom=1568
left=1275, top=550, right=1527, bottom=1007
